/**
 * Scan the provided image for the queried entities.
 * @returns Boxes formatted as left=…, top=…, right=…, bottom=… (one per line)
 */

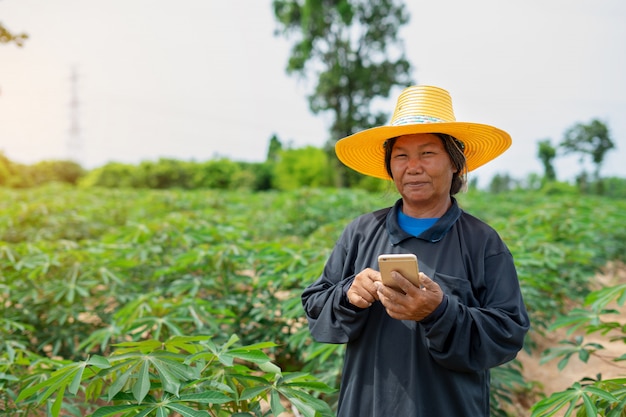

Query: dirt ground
left=513, top=262, right=626, bottom=415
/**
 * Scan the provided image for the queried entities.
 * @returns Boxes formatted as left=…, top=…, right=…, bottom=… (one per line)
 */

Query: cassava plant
left=3, top=185, right=626, bottom=416
left=16, top=334, right=335, bottom=417
left=531, top=283, right=626, bottom=416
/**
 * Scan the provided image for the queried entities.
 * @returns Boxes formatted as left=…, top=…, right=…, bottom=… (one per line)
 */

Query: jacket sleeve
left=301, top=228, right=371, bottom=344
left=421, top=250, right=530, bottom=372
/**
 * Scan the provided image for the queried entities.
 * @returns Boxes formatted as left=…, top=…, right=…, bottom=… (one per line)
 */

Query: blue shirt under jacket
left=302, top=198, right=530, bottom=417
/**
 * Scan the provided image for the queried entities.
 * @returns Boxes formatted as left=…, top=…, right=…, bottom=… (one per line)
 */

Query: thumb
left=418, top=272, right=437, bottom=290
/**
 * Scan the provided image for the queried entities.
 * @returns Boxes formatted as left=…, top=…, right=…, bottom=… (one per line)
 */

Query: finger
left=348, top=288, right=374, bottom=308
left=359, top=288, right=377, bottom=304
left=347, top=291, right=364, bottom=307
left=355, top=270, right=382, bottom=300
left=391, top=271, right=419, bottom=295
left=365, top=269, right=382, bottom=283
left=364, top=278, right=381, bottom=300
left=374, top=281, right=390, bottom=299
left=375, top=281, right=402, bottom=306
left=376, top=290, right=406, bottom=319
left=418, top=272, right=430, bottom=283
left=419, top=272, right=439, bottom=290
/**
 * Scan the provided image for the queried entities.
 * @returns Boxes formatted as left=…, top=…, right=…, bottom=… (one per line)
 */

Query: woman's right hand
left=346, top=268, right=382, bottom=308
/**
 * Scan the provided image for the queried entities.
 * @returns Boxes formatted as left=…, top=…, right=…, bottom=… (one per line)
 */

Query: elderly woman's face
left=390, top=133, right=457, bottom=214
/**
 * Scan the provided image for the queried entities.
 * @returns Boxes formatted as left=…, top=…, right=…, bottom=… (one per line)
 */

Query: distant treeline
left=0, top=146, right=381, bottom=192
left=2, top=149, right=626, bottom=197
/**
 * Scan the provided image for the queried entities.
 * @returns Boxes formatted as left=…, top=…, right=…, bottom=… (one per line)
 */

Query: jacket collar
left=387, top=197, right=462, bottom=245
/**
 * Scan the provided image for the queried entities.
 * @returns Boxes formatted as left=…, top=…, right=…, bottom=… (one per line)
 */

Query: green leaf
left=578, top=349, right=590, bottom=363
left=258, top=361, right=282, bottom=376
left=286, top=395, right=318, bottom=417
left=270, top=389, right=286, bottom=415
left=134, top=405, right=160, bottom=417
left=92, top=404, right=143, bottom=417
left=108, top=362, right=138, bottom=401
left=50, top=389, right=64, bottom=417
left=238, top=341, right=278, bottom=350
left=581, top=392, right=596, bottom=416
left=530, top=390, right=577, bottom=416
left=603, top=377, right=626, bottom=384
left=607, top=395, right=626, bottom=417
left=278, top=386, right=334, bottom=416
left=148, top=354, right=194, bottom=396
left=16, top=361, right=81, bottom=403
left=184, top=350, right=218, bottom=365
left=166, top=403, right=211, bottom=417
left=222, top=334, right=240, bottom=350
left=164, top=335, right=212, bottom=354
left=240, top=386, right=269, bottom=402
left=133, top=359, right=150, bottom=403
left=283, top=380, right=336, bottom=393
left=557, top=354, right=573, bottom=371
left=585, top=284, right=626, bottom=308
left=226, top=348, right=271, bottom=364
left=178, top=391, right=233, bottom=404
left=68, top=363, right=85, bottom=395
left=88, top=355, right=112, bottom=369
left=583, top=385, right=618, bottom=403
left=113, top=339, right=163, bottom=353
left=216, top=352, right=234, bottom=367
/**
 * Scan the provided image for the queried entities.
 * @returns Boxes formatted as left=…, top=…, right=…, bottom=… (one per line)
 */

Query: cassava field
left=1, top=184, right=625, bottom=416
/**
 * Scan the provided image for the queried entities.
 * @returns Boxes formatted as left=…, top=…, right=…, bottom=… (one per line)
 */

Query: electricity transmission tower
left=67, top=66, right=83, bottom=163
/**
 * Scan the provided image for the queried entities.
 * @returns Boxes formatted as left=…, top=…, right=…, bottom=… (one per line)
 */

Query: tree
left=560, top=119, right=615, bottom=181
left=266, top=134, right=283, bottom=162
left=489, top=173, right=515, bottom=194
left=272, top=0, right=414, bottom=186
left=30, top=160, right=86, bottom=185
left=537, top=139, right=557, bottom=181
left=0, top=22, right=28, bottom=47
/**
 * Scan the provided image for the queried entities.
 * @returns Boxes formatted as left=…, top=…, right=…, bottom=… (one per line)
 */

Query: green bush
left=79, top=158, right=251, bottom=190
left=79, top=162, right=142, bottom=188
left=30, top=160, right=86, bottom=185
left=594, top=176, right=626, bottom=199
left=272, top=147, right=334, bottom=190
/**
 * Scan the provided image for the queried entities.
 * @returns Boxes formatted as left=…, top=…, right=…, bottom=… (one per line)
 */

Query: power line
left=67, top=66, right=83, bottom=163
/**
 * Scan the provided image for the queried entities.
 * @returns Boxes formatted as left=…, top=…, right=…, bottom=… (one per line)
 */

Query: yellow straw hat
left=335, top=85, right=512, bottom=180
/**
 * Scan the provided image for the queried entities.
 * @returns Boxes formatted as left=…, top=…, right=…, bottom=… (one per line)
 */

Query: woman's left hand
left=375, top=272, right=444, bottom=321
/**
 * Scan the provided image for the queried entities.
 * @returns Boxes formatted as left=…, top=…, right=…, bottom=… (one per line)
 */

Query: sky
left=1, top=0, right=625, bottom=186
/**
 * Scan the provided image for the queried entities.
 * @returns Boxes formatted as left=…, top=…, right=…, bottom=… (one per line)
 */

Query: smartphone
left=378, top=253, right=420, bottom=292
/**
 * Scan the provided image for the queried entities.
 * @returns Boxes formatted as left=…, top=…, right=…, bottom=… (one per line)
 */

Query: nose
left=406, top=156, right=423, bottom=174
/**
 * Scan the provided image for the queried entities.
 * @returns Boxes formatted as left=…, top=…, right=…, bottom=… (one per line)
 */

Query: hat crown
left=390, top=85, right=456, bottom=126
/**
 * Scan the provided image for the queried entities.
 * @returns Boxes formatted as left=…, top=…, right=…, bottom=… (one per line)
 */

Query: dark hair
left=383, top=134, right=467, bottom=195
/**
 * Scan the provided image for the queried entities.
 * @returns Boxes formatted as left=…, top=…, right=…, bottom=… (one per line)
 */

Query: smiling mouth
left=405, top=181, right=427, bottom=187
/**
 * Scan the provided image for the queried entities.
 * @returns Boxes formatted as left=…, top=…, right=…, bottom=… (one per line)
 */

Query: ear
left=448, top=157, right=459, bottom=174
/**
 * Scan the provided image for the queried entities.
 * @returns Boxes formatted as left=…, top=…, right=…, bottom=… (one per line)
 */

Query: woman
left=302, top=85, right=530, bottom=416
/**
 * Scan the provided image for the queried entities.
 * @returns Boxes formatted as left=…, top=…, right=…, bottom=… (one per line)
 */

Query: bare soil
left=513, top=262, right=626, bottom=415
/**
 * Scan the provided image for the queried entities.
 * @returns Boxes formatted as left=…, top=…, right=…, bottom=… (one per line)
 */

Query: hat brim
left=335, top=122, right=512, bottom=180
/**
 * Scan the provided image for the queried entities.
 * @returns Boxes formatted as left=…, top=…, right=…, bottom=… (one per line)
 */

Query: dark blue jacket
left=302, top=198, right=530, bottom=416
